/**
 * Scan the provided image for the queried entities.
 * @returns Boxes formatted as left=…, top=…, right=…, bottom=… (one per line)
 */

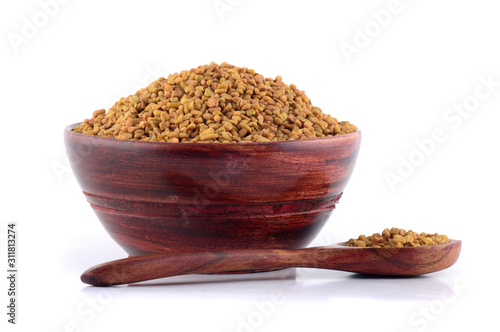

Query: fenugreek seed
left=238, top=128, right=248, bottom=137
left=73, top=62, right=356, bottom=142
left=423, top=238, right=436, bottom=245
left=200, top=133, right=218, bottom=141
left=207, top=96, right=219, bottom=108
left=346, top=228, right=450, bottom=248
left=393, top=235, right=406, bottom=244
left=172, top=114, right=182, bottom=125
left=125, top=118, right=134, bottom=127
left=257, top=115, right=264, bottom=125
left=205, top=87, right=214, bottom=97
left=200, top=127, right=214, bottom=136
left=215, top=127, right=226, bottom=134
left=404, top=234, right=414, bottom=243
left=148, top=120, right=160, bottom=128
left=262, top=115, right=272, bottom=123
left=92, top=109, right=106, bottom=117
left=180, top=120, right=191, bottom=128
left=159, top=113, right=169, bottom=122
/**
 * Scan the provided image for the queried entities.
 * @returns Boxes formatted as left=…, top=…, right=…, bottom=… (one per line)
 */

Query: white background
left=1, top=0, right=499, bottom=331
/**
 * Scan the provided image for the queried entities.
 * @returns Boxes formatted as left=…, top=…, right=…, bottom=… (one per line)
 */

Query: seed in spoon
left=346, top=228, right=450, bottom=248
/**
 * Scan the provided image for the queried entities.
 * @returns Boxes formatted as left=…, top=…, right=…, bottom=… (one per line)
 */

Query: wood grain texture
left=64, top=124, right=361, bottom=255
left=81, top=240, right=461, bottom=286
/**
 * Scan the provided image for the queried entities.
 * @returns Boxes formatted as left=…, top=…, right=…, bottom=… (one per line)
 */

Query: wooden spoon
left=81, top=240, right=461, bottom=286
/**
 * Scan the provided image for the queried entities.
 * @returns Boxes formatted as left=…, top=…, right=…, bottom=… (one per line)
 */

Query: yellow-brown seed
left=73, top=62, right=357, bottom=142
left=346, top=228, right=450, bottom=248
left=92, top=109, right=106, bottom=117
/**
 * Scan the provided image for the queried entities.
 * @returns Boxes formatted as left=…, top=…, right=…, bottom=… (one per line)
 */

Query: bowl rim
left=65, top=123, right=361, bottom=147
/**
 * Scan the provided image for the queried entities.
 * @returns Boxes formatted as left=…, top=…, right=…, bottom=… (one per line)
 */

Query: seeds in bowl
left=73, top=62, right=357, bottom=143
left=346, top=227, right=450, bottom=248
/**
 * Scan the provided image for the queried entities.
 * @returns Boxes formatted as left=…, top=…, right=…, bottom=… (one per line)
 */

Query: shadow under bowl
left=64, top=124, right=361, bottom=256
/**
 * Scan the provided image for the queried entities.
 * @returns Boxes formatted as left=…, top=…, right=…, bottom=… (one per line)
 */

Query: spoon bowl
left=81, top=240, right=461, bottom=286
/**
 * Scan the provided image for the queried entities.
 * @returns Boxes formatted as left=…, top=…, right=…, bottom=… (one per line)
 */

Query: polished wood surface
left=64, top=124, right=361, bottom=255
left=81, top=240, right=461, bottom=286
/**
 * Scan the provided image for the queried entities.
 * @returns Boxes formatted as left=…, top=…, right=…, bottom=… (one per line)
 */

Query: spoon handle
left=81, top=247, right=334, bottom=286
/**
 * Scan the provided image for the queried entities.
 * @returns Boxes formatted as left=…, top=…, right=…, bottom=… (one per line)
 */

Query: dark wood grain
left=81, top=240, right=461, bottom=286
left=64, top=124, right=361, bottom=255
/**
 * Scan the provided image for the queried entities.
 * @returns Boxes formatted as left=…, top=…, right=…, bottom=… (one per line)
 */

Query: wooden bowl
left=64, top=124, right=361, bottom=256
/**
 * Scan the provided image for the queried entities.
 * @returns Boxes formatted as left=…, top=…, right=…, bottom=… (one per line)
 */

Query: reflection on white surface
left=80, top=265, right=463, bottom=302
left=74, top=262, right=469, bottom=332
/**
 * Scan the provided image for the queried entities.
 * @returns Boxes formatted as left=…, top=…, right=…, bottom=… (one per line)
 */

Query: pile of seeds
left=73, top=62, right=357, bottom=143
left=346, top=227, right=450, bottom=248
